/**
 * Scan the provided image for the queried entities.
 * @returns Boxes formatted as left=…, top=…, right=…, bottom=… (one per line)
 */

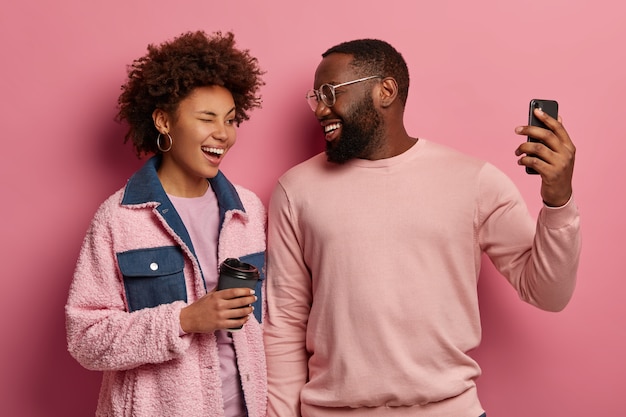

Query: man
left=264, top=39, right=580, bottom=417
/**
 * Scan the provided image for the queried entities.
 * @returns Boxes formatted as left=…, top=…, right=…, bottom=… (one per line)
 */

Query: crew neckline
left=167, top=183, right=213, bottom=200
left=347, top=138, right=425, bottom=168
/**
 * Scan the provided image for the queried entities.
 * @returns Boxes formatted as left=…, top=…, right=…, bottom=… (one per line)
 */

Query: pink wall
left=1, top=0, right=623, bottom=415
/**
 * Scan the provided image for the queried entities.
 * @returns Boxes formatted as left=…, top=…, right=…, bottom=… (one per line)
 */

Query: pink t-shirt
left=169, top=186, right=246, bottom=417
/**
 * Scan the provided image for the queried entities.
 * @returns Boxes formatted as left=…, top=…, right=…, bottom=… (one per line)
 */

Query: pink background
left=1, top=0, right=623, bottom=415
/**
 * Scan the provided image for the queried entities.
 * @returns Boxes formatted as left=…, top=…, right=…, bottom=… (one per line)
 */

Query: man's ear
left=152, top=108, right=170, bottom=133
left=378, top=77, right=399, bottom=109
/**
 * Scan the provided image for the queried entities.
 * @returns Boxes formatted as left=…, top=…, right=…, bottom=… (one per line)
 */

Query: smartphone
left=526, top=99, right=558, bottom=174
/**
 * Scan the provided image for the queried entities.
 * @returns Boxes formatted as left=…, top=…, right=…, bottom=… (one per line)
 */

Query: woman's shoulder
left=89, top=185, right=137, bottom=225
left=233, top=184, right=265, bottom=214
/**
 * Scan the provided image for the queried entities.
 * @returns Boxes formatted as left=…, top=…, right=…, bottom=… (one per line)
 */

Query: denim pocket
left=117, top=246, right=187, bottom=312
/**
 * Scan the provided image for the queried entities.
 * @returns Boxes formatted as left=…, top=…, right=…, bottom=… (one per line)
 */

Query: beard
left=325, top=95, right=384, bottom=164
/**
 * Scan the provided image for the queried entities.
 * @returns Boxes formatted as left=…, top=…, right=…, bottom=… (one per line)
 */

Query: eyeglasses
left=305, top=75, right=381, bottom=111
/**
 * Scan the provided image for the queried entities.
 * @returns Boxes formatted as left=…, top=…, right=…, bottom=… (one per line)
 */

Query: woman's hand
left=179, top=288, right=257, bottom=334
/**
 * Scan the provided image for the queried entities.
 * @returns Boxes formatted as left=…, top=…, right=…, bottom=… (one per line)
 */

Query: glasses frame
left=306, top=75, right=381, bottom=111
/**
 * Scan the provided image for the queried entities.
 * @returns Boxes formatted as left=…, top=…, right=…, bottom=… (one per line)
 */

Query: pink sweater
left=264, top=139, right=581, bottom=417
left=66, top=158, right=267, bottom=417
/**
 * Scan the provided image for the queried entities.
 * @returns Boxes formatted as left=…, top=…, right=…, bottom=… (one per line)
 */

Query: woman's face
left=157, top=85, right=237, bottom=192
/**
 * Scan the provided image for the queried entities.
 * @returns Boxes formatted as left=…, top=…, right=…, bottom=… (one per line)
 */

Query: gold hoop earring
left=156, top=133, right=173, bottom=153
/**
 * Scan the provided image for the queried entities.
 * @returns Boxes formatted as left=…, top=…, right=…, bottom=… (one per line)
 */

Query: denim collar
left=121, top=155, right=246, bottom=273
left=121, top=155, right=245, bottom=219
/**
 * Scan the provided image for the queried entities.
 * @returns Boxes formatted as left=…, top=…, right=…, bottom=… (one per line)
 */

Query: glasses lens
left=306, top=90, right=318, bottom=111
left=320, top=84, right=335, bottom=107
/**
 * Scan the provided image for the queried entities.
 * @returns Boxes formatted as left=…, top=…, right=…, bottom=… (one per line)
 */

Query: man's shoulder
left=411, top=139, right=495, bottom=182
left=421, top=139, right=486, bottom=165
left=279, top=152, right=328, bottom=181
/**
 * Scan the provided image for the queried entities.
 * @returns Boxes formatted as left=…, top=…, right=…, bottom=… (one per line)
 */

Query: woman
left=66, top=31, right=267, bottom=417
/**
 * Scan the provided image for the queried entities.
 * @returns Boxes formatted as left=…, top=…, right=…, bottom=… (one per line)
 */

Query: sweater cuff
left=539, top=195, right=579, bottom=229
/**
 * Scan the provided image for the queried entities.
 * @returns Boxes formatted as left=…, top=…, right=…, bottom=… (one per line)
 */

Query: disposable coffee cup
left=217, top=258, right=259, bottom=331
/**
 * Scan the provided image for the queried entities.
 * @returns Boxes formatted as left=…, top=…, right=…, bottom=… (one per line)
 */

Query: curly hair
left=117, top=31, right=265, bottom=156
left=322, top=39, right=409, bottom=107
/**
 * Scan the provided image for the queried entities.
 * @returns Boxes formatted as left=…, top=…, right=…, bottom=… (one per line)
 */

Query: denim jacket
left=66, top=156, right=267, bottom=417
left=118, top=156, right=265, bottom=320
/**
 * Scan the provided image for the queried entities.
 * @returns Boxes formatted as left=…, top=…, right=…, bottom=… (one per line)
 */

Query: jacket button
left=150, top=262, right=159, bottom=271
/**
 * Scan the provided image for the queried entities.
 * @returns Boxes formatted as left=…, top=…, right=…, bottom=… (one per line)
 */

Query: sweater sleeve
left=65, top=202, right=192, bottom=371
left=264, top=182, right=311, bottom=417
left=477, top=163, right=581, bottom=311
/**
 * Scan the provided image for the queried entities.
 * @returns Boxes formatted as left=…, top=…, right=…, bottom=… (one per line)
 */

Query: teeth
left=202, top=147, right=224, bottom=155
left=324, top=123, right=341, bottom=133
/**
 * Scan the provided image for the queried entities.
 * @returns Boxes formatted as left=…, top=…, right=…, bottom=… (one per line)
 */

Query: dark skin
left=313, top=53, right=576, bottom=207
left=179, top=287, right=256, bottom=333
left=313, top=53, right=416, bottom=160
left=515, top=109, right=575, bottom=207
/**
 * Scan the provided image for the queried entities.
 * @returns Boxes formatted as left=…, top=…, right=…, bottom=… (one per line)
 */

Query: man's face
left=311, top=54, right=384, bottom=163
left=325, top=93, right=383, bottom=163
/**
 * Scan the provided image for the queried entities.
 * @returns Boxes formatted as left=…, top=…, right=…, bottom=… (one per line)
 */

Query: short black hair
left=322, top=39, right=409, bottom=107
left=117, top=31, right=265, bottom=156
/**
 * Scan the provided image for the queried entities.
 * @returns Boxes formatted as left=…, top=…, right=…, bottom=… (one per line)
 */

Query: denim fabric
left=118, top=246, right=187, bottom=312
left=240, top=252, right=266, bottom=322
left=119, top=155, right=266, bottom=320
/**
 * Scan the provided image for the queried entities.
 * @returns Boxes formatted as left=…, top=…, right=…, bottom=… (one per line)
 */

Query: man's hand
left=515, top=107, right=576, bottom=207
